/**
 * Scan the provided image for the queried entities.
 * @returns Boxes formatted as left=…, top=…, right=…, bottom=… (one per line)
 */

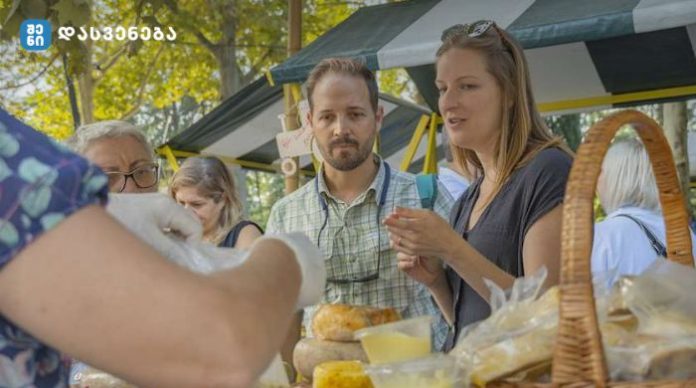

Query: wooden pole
left=283, top=0, right=302, bottom=194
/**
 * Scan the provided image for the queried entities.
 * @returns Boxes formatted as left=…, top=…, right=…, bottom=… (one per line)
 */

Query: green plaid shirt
left=266, top=158, right=454, bottom=349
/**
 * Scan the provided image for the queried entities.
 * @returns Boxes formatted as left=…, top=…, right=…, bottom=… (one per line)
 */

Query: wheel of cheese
left=292, top=338, right=368, bottom=381
left=311, top=304, right=401, bottom=342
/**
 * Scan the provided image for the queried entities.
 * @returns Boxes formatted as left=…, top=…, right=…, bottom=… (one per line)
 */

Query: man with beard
left=266, top=58, right=454, bottom=365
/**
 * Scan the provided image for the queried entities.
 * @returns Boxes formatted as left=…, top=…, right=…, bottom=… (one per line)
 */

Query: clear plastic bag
left=451, top=267, right=615, bottom=387
left=624, top=259, right=696, bottom=336
left=70, top=365, right=136, bottom=388
left=451, top=267, right=558, bottom=386
left=604, top=260, right=696, bottom=381
left=164, top=235, right=249, bottom=274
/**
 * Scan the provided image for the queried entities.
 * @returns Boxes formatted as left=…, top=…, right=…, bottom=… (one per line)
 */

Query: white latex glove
left=255, top=233, right=326, bottom=310
left=106, top=193, right=203, bottom=261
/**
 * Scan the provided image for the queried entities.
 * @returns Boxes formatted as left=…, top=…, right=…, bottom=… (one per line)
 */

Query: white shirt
left=438, top=166, right=470, bottom=200
left=591, top=206, right=696, bottom=286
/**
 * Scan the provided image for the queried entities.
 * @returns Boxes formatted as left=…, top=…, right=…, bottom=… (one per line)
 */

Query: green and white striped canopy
left=269, top=0, right=696, bottom=112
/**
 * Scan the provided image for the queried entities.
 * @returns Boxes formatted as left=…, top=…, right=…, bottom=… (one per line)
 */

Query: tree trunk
left=216, top=46, right=241, bottom=100
left=62, top=52, right=81, bottom=129
left=663, top=101, right=691, bottom=213
left=77, top=40, right=95, bottom=124
left=216, top=1, right=240, bottom=100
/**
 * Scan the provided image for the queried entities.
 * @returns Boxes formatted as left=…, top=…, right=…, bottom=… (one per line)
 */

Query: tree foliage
left=0, top=0, right=367, bottom=140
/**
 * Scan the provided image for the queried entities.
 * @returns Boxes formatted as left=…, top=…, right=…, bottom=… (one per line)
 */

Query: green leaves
left=51, top=0, right=90, bottom=27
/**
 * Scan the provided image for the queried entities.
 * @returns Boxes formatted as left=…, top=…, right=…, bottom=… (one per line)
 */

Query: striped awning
left=269, top=0, right=696, bottom=113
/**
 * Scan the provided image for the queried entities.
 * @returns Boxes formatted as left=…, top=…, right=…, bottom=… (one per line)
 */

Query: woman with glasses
left=384, top=20, right=573, bottom=350
left=67, top=120, right=159, bottom=194
left=170, top=156, right=263, bottom=249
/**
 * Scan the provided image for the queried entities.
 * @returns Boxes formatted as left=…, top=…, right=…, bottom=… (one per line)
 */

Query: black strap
left=220, top=220, right=264, bottom=248
left=614, top=214, right=667, bottom=257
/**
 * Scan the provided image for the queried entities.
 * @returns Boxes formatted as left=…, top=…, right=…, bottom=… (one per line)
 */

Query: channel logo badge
left=20, top=19, right=52, bottom=51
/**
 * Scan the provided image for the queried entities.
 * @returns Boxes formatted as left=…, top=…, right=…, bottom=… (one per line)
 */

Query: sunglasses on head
left=441, top=20, right=495, bottom=42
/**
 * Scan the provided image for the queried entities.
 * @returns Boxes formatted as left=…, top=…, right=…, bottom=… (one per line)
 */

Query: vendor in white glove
left=1, top=177, right=325, bottom=386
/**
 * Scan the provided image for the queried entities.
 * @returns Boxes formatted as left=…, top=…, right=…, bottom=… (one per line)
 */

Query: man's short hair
left=305, top=57, right=379, bottom=113
left=67, top=120, right=154, bottom=157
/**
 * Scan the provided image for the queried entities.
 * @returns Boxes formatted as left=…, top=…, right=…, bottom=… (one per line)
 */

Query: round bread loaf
left=311, top=304, right=401, bottom=342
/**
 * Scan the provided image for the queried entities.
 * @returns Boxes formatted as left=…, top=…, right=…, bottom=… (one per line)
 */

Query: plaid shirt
left=266, top=158, right=454, bottom=349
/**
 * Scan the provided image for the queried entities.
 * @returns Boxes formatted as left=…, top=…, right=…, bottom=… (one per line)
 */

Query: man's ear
left=375, top=105, right=385, bottom=127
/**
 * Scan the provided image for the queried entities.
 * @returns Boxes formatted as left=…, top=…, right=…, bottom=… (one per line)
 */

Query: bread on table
left=311, top=304, right=401, bottom=342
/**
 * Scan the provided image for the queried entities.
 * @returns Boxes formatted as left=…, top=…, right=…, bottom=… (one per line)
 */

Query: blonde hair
left=169, top=157, right=243, bottom=243
left=437, top=22, right=570, bottom=201
left=599, top=137, right=659, bottom=214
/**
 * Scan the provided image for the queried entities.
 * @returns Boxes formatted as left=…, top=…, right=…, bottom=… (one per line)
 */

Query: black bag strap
left=613, top=214, right=667, bottom=257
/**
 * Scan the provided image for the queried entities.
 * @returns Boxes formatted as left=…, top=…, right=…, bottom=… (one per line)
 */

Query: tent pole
left=283, top=0, right=303, bottom=195
left=423, top=113, right=440, bottom=174
left=160, top=145, right=180, bottom=172
left=400, top=114, right=430, bottom=171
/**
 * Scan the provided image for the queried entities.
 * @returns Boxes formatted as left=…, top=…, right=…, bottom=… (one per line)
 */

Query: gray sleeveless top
left=442, top=148, right=572, bottom=351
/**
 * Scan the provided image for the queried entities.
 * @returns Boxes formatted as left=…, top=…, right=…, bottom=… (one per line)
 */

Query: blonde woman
left=383, top=20, right=573, bottom=350
left=170, top=156, right=263, bottom=249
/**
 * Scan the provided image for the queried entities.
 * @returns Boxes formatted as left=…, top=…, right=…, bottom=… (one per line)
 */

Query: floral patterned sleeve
left=0, top=109, right=109, bottom=266
left=0, top=108, right=109, bottom=387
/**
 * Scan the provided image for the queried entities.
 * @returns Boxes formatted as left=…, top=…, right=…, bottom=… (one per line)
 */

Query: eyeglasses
left=441, top=20, right=495, bottom=41
left=318, top=218, right=383, bottom=284
left=104, top=163, right=159, bottom=193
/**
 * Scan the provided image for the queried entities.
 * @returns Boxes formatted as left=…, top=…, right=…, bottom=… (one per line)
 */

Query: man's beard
left=321, top=134, right=375, bottom=171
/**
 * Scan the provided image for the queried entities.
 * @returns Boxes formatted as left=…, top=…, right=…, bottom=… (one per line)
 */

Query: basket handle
left=551, top=110, right=694, bottom=385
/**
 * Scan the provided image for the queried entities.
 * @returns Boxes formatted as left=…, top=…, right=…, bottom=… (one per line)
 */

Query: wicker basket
left=495, top=110, right=695, bottom=388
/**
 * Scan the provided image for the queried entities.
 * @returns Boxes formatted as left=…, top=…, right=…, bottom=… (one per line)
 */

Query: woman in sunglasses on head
left=384, top=20, right=573, bottom=350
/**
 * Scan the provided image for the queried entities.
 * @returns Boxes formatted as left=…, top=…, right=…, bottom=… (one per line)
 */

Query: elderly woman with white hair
left=67, top=120, right=159, bottom=193
left=592, top=137, right=696, bottom=285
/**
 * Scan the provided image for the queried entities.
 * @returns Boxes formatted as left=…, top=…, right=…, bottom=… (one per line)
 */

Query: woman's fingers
left=383, top=215, right=410, bottom=229
left=394, top=206, right=424, bottom=218
left=397, top=261, right=415, bottom=270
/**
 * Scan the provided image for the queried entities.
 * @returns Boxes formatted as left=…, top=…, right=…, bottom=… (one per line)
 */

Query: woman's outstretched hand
left=383, top=207, right=459, bottom=260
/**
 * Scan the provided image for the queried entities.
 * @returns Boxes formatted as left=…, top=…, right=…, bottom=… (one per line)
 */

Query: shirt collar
left=317, top=155, right=387, bottom=204
left=610, top=206, right=660, bottom=217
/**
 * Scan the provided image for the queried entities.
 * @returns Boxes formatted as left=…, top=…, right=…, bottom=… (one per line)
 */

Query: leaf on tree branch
left=120, top=44, right=165, bottom=120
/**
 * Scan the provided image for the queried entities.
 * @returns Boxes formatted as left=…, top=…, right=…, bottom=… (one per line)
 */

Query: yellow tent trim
left=422, top=113, right=441, bottom=174
left=155, top=147, right=315, bottom=176
left=265, top=71, right=275, bottom=87
left=160, top=145, right=180, bottom=172
left=538, top=85, right=696, bottom=113
left=290, top=83, right=302, bottom=105
left=400, top=114, right=430, bottom=171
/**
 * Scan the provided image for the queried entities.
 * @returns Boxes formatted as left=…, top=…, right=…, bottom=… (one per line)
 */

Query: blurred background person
left=438, top=128, right=473, bottom=200
left=170, top=156, right=263, bottom=249
left=592, top=137, right=696, bottom=285
left=67, top=120, right=159, bottom=194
